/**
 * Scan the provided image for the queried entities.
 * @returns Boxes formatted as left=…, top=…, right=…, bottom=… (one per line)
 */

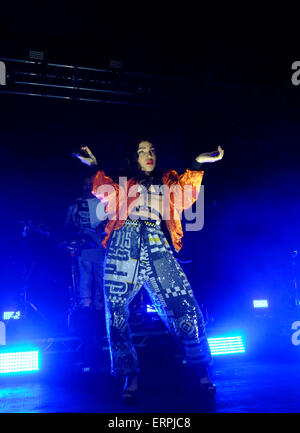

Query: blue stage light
left=0, top=349, right=40, bottom=374
left=3, top=311, right=21, bottom=320
left=208, top=336, right=245, bottom=356
left=253, top=300, right=268, bottom=308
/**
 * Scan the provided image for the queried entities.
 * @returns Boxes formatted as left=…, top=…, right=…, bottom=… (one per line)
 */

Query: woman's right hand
left=72, top=146, right=98, bottom=166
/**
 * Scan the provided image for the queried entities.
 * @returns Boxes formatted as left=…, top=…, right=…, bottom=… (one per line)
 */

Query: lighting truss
left=0, top=57, right=184, bottom=106
left=32, top=336, right=84, bottom=354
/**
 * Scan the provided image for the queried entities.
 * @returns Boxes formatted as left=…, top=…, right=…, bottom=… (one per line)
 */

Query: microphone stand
left=12, top=221, right=50, bottom=322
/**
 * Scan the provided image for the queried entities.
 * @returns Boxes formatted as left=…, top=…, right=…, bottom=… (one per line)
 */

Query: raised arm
left=72, top=146, right=98, bottom=167
left=72, top=145, right=116, bottom=204
left=172, top=145, right=224, bottom=210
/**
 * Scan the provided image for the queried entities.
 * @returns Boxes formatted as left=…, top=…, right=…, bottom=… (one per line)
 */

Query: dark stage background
left=0, top=4, right=300, bottom=329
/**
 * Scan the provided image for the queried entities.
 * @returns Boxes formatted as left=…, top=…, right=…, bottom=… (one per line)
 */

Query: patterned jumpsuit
left=101, top=176, right=212, bottom=376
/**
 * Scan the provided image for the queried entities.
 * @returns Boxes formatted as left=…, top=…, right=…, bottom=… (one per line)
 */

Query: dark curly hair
left=117, top=136, right=164, bottom=188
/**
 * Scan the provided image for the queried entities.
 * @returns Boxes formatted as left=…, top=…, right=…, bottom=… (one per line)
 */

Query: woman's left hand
left=195, top=145, right=224, bottom=163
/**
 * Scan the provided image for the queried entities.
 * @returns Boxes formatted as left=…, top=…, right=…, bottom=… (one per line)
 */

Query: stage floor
left=0, top=356, right=299, bottom=414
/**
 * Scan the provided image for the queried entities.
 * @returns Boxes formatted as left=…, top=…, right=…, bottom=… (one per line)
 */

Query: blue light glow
left=0, top=350, right=40, bottom=374
left=3, top=311, right=21, bottom=320
left=253, top=300, right=268, bottom=308
left=208, top=336, right=245, bottom=355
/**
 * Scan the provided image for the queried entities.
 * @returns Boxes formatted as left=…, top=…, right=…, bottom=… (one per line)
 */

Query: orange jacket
left=92, top=168, right=204, bottom=252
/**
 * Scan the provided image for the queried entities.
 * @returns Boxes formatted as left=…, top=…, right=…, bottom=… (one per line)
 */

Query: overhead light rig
left=0, top=57, right=186, bottom=107
left=0, top=56, right=295, bottom=115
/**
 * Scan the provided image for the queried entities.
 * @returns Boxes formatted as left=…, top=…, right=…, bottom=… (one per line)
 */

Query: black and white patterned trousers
left=104, top=219, right=212, bottom=377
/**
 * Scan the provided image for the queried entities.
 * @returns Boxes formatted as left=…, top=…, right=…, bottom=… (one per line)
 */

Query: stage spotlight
left=28, top=50, right=46, bottom=63
left=253, top=300, right=268, bottom=308
left=109, top=59, right=124, bottom=70
left=208, top=336, right=245, bottom=356
left=3, top=311, right=21, bottom=320
left=0, top=348, right=40, bottom=374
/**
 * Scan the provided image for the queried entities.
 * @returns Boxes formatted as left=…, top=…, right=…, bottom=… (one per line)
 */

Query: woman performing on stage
left=74, top=139, right=224, bottom=402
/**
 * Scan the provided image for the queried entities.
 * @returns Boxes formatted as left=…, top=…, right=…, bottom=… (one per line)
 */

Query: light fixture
left=3, top=311, right=21, bottom=320
left=0, top=349, right=40, bottom=374
left=208, top=336, right=245, bottom=356
left=253, top=300, right=268, bottom=308
left=29, top=50, right=46, bottom=62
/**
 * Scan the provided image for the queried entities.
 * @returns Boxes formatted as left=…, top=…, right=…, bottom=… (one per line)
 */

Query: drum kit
left=8, top=219, right=97, bottom=325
